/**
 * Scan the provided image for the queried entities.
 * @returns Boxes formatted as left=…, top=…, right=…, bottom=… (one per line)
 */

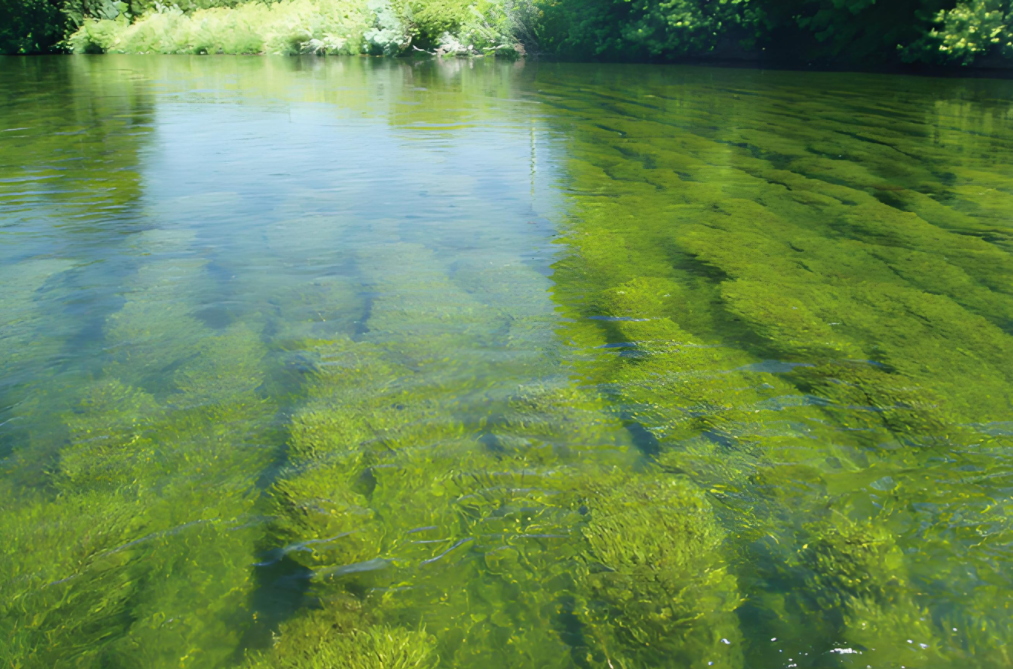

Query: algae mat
left=1, top=55, right=1012, bottom=668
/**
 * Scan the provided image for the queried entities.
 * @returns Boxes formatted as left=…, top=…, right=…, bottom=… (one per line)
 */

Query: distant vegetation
left=3, top=1, right=1013, bottom=66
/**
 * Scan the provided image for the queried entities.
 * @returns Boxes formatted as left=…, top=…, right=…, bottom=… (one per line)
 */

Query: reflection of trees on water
left=0, top=56, right=157, bottom=460
left=0, top=57, right=154, bottom=239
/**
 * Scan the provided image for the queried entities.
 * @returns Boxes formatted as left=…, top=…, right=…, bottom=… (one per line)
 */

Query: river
left=2, top=55, right=1012, bottom=668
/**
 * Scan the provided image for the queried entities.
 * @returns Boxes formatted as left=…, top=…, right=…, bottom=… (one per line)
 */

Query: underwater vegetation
left=4, top=57, right=1013, bottom=669
left=244, top=599, right=439, bottom=669
left=538, top=65, right=1013, bottom=666
left=253, top=226, right=737, bottom=668
left=1, top=230, right=278, bottom=668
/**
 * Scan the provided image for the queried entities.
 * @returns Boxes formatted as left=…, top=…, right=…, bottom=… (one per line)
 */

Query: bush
left=391, top=0, right=518, bottom=52
left=66, top=0, right=375, bottom=55
left=402, top=0, right=471, bottom=46
left=364, top=0, right=411, bottom=55
left=64, top=0, right=529, bottom=57
left=123, top=0, right=282, bottom=13
left=433, top=1, right=527, bottom=56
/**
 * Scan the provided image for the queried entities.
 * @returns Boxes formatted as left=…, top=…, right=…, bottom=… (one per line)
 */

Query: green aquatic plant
left=543, top=67, right=1013, bottom=439
left=794, top=516, right=946, bottom=666
left=257, top=221, right=673, bottom=669
left=8, top=57, right=1013, bottom=668
left=99, top=324, right=274, bottom=666
left=0, top=238, right=280, bottom=667
left=534, top=66, right=1013, bottom=665
left=244, top=598, right=439, bottom=669
left=0, top=259, right=76, bottom=449
left=490, top=381, right=630, bottom=456
left=574, top=477, right=743, bottom=669
left=356, top=242, right=502, bottom=364
left=362, top=457, right=589, bottom=669
left=56, top=378, right=164, bottom=488
left=0, top=484, right=146, bottom=668
left=267, top=334, right=474, bottom=585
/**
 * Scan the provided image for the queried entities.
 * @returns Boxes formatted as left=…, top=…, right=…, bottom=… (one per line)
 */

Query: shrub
left=364, top=0, right=411, bottom=55
left=66, top=0, right=375, bottom=55
left=63, top=0, right=531, bottom=57
left=438, top=1, right=525, bottom=56
left=402, top=0, right=471, bottom=46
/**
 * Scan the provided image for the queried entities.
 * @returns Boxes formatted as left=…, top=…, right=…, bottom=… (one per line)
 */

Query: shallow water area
left=2, top=55, right=1012, bottom=668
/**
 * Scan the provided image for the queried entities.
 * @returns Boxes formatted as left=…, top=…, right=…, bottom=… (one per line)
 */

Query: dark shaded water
left=2, top=55, right=1012, bottom=668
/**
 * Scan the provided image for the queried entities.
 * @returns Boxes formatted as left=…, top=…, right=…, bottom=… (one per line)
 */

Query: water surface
left=2, top=56, right=1012, bottom=668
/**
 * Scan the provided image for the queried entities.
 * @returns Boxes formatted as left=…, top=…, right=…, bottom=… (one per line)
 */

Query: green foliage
left=67, top=0, right=375, bottom=55
left=403, top=0, right=472, bottom=46
left=540, top=0, right=763, bottom=60
left=0, top=0, right=66, bottom=53
left=130, top=0, right=283, bottom=13
left=904, top=0, right=1013, bottom=64
left=7, top=0, right=1013, bottom=63
left=758, top=0, right=953, bottom=65
left=535, top=0, right=1006, bottom=65
left=63, top=0, right=129, bottom=25
left=63, top=0, right=527, bottom=55
left=527, top=0, right=1013, bottom=65
left=433, top=1, right=526, bottom=56
left=365, top=0, right=411, bottom=54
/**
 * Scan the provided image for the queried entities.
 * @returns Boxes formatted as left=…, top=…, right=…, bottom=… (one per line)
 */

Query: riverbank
left=5, top=0, right=1013, bottom=70
left=64, top=0, right=527, bottom=57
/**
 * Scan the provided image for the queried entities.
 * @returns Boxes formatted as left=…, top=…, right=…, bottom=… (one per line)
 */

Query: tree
left=903, top=0, right=1013, bottom=65
left=758, top=0, right=955, bottom=66
left=542, top=0, right=763, bottom=61
left=0, top=0, right=66, bottom=53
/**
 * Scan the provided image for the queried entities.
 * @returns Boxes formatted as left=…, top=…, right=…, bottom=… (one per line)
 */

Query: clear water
left=2, top=56, right=1012, bottom=669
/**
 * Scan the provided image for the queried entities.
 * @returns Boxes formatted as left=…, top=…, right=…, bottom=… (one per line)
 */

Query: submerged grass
left=539, top=66, right=1013, bottom=666
left=0, top=231, right=279, bottom=668
left=4, top=59, right=1013, bottom=668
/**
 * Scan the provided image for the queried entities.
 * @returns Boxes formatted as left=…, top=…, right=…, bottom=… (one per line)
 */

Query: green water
left=2, top=55, right=1012, bottom=668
